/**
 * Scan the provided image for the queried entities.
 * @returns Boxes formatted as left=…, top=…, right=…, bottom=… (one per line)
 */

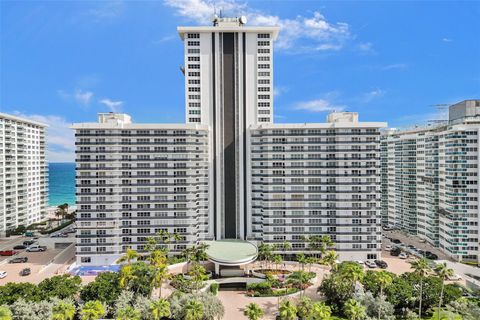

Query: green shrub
left=246, top=281, right=272, bottom=295
left=209, top=283, right=219, bottom=295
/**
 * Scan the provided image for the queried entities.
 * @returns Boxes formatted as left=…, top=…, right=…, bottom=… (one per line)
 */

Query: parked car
left=385, top=245, right=392, bottom=250
left=355, top=260, right=365, bottom=266
left=399, top=252, right=408, bottom=259
left=390, top=247, right=401, bottom=256
left=375, top=260, right=388, bottom=269
left=0, top=250, right=18, bottom=256
left=9, top=257, right=28, bottom=263
left=23, top=240, right=35, bottom=246
left=419, top=239, right=426, bottom=243
left=26, top=245, right=47, bottom=252
left=392, top=239, right=401, bottom=244
left=20, top=268, right=31, bottom=277
left=426, top=253, right=438, bottom=260
left=0, top=271, right=7, bottom=279
left=24, top=232, right=34, bottom=237
left=407, top=245, right=416, bottom=249
left=447, top=274, right=462, bottom=281
left=365, top=260, right=377, bottom=268
left=13, top=245, right=27, bottom=250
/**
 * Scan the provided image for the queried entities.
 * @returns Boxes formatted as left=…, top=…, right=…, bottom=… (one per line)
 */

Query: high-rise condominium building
left=0, top=113, right=48, bottom=236
left=73, top=17, right=386, bottom=266
left=381, top=100, right=480, bottom=263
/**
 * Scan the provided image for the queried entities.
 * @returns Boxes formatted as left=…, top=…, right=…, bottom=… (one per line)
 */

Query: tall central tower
left=178, top=17, right=279, bottom=240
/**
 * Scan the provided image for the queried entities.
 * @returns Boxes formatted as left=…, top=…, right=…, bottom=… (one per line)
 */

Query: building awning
left=204, top=240, right=258, bottom=266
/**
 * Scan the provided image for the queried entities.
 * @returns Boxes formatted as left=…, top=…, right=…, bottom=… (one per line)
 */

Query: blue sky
left=1, top=0, right=479, bottom=162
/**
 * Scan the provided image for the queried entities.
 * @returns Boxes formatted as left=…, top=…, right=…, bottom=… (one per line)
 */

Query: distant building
left=0, top=113, right=48, bottom=236
left=381, top=100, right=480, bottom=263
left=72, top=17, right=386, bottom=266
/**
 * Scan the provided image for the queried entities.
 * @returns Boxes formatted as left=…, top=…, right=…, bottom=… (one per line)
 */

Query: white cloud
left=99, top=98, right=124, bottom=112
left=58, top=89, right=93, bottom=106
left=273, top=86, right=288, bottom=97
left=294, top=98, right=346, bottom=113
left=363, top=88, right=385, bottom=102
left=163, top=0, right=351, bottom=52
left=88, top=0, right=125, bottom=20
left=442, top=38, right=453, bottom=42
left=12, top=112, right=75, bottom=162
left=357, top=42, right=376, bottom=54
left=152, top=35, right=177, bottom=45
left=74, top=90, right=94, bottom=106
left=382, top=63, right=408, bottom=71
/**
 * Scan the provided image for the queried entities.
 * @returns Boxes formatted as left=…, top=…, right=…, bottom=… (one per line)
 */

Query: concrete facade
left=0, top=113, right=48, bottom=235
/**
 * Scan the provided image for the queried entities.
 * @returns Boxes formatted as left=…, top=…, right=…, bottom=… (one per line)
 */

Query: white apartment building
left=73, top=17, right=386, bottom=265
left=381, top=100, right=480, bottom=262
left=0, top=113, right=48, bottom=236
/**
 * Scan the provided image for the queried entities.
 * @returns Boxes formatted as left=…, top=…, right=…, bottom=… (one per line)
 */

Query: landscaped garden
left=0, top=232, right=479, bottom=319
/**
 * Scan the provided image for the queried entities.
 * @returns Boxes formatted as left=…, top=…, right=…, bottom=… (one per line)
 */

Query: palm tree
left=310, top=302, right=331, bottom=320
left=297, top=297, right=313, bottom=319
left=119, top=264, right=135, bottom=288
left=340, top=262, right=364, bottom=293
left=117, top=248, right=139, bottom=264
left=376, top=270, right=393, bottom=297
left=411, top=257, right=431, bottom=317
left=189, top=262, right=209, bottom=292
left=0, top=306, right=12, bottom=320
left=296, top=253, right=307, bottom=271
left=183, top=299, right=204, bottom=320
left=343, top=299, right=366, bottom=320
left=273, top=254, right=283, bottom=271
left=282, top=241, right=292, bottom=253
left=278, top=300, right=297, bottom=320
left=80, top=301, right=106, bottom=320
left=320, top=235, right=334, bottom=253
left=258, top=243, right=273, bottom=269
left=435, top=262, right=454, bottom=320
left=150, top=299, right=171, bottom=320
left=152, top=263, right=170, bottom=298
left=320, top=250, right=338, bottom=270
left=305, top=256, right=317, bottom=273
left=244, top=303, right=264, bottom=320
left=52, top=300, right=76, bottom=320
left=286, top=271, right=312, bottom=297
left=116, top=306, right=141, bottom=320
left=375, top=270, right=393, bottom=319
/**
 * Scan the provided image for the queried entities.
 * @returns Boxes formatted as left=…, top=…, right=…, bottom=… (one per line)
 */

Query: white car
left=365, top=261, right=377, bottom=268
left=355, top=260, right=365, bottom=265
left=447, top=274, right=462, bottom=281
left=0, top=271, right=7, bottom=279
left=399, top=252, right=408, bottom=259
left=385, top=245, right=392, bottom=250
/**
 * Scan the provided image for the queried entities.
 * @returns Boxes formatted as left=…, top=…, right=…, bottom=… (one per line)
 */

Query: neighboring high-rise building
left=381, top=100, right=480, bottom=263
left=73, top=17, right=386, bottom=266
left=0, top=113, right=48, bottom=236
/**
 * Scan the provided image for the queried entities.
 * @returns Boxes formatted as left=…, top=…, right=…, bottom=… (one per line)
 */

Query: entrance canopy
left=204, top=240, right=258, bottom=266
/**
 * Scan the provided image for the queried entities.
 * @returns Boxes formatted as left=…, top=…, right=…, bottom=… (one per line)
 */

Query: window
left=80, top=257, right=91, bottom=263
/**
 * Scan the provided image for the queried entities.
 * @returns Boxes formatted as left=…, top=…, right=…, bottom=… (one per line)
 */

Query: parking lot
left=383, top=229, right=451, bottom=261
left=0, top=228, right=76, bottom=284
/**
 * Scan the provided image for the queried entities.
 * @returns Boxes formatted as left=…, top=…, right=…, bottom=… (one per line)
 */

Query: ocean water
left=48, top=162, right=76, bottom=207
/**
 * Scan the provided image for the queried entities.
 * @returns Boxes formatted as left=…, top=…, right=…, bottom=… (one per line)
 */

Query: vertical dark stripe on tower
left=222, top=32, right=236, bottom=239
left=242, top=32, right=247, bottom=239
left=212, top=32, right=217, bottom=238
